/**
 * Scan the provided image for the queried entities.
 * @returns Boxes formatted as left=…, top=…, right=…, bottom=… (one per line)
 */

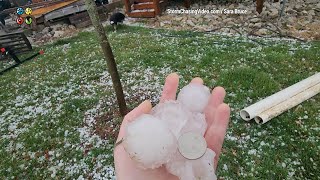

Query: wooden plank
left=134, top=0, right=153, bottom=3
left=153, top=0, right=160, bottom=15
left=21, top=0, right=80, bottom=18
left=1, top=41, right=26, bottom=47
left=0, top=38, right=24, bottom=43
left=69, top=11, right=89, bottom=22
left=15, top=49, right=32, bottom=55
left=124, top=0, right=131, bottom=13
left=127, top=11, right=155, bottom=18
left=11, top=46, right=31, bottom=52
left=0, top=33, right=24, bottom=39
left=256, top=0, right=264, bottom=14
left=132, top=2, right=154, bottom=10
left=0, top=34, right=30, bottom=48
left=44, top=2, right=87, bottom=21
left=0, top=38, right=25, bottom=43
left=72, top=13, right=108, bottom=28
left=21, top=33, right=32, bottom=50
left=74, top=20, right=92, bottom=28
left=51, top=0, right=123, bottom=22
left=1, top=0, right=73, bottom=16
left=69, top=12, right=91, bottom=24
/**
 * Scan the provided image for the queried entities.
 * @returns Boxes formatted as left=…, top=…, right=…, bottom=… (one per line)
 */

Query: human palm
left=114, top=73, right=230, bottom=180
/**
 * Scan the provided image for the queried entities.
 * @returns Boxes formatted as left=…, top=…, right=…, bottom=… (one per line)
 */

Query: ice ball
left=165, top=152, right=190, bottom=179
left=177, top=83, right=211, bottom=112
left=192, top=148, right=217, bottom=180
left=166, top=148, right=217, bottom=180
left=180, top=113, right=207, bottom=136
left=151, top=101, right=192, bottom=138
left=123, top=114, right=177, bottom=169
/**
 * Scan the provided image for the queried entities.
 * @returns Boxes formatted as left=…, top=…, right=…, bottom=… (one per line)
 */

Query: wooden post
left=153, top=0, right=160, bottom=15
left=184, top=0, right=190, bottom=8
left=84, top=0, right=128, bottom=116
left=256, top=0, right=264, bottom=14
left=123, top=0, right=131, bottom=14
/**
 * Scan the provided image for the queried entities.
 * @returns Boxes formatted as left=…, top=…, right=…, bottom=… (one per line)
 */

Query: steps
left=127, top=9, right=155, bottom=18
left=132, top=2, right=154, bottom=10
left=124, top=0, right=167, bottom=18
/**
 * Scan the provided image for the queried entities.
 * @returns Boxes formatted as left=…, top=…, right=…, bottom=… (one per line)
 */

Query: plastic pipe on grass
left=240, top=73, right=320, bottom=121
left=254, top=82, right=320, bottom=124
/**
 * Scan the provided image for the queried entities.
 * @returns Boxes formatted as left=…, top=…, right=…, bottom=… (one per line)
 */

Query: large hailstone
left=166, top=148, right=217, bottom=180
left=123, top=114, right=177, bottom=169
left=151, top=100, right=192, bottom=138
left=122, top=82, right=216, bottom=179
left=177, top=83, right=211, bottom=113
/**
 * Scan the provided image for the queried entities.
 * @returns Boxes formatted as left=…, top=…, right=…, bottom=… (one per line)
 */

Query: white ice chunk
left=123, top=114, right=177, bottom=169
left=165, top=151, right=190, bottom=179
left=177, top=84, right=211, bottom=113
left=192, top=148, right=217, bottom=180
left=166, top=148, right=216, bottom=180
left=181, top=113, right=207, bottom=136
left=151, top=101, right=192, bottom=138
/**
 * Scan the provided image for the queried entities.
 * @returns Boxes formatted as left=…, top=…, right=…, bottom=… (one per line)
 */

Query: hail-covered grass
left=0, top=25, right=319, bottom=179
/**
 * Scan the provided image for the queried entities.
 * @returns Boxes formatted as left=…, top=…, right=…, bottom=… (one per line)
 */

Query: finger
left=160, top=73, right=179, bottom=103
left=116, top=100, right=152, bottom=142
left=190, top=77, right=203, bottom=84
left=204, top=86, right=226, bottom=126
left=204, top=103, right=230, bottom=170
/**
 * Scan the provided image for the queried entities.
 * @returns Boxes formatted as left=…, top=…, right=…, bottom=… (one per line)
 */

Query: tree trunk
left=84, top=0, right=128, bottom=116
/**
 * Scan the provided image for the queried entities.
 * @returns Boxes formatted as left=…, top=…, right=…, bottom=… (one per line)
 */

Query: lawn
left=0, top=25, right=319, bottom=179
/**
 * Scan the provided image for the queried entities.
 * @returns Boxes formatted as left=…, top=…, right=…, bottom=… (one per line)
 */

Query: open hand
left=114, top=73, right=230, bottom=180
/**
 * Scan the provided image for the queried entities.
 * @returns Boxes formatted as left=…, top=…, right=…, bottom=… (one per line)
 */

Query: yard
left=0, top=26, right=319, bottom=179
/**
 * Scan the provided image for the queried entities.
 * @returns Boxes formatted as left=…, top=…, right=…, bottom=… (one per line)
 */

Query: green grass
left=0, top=25, right=319, bottom=179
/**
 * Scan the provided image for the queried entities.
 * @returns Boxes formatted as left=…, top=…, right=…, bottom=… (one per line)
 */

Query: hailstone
left=180, top=113, right=207, bottom=136
left=123, top=114, right=177, bottom=169
left=122, top=82, right=217, bottom=179
left=177, top=83, right=211, bottom=113
left=151, top=100, right=192, bottom=138
left=166, top=148, right=217, bottom=180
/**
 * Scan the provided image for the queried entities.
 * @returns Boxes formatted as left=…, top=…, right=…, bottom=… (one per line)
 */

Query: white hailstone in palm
left=151, top=100, right=192, bottom=138
left=123, top=114, right=177, bottom=169
left=166, top=151, right=198, bottom=180
left=177, top=83, right=211, bottom=113
left=180, top=113, right=207, bottom=136
left=166, top=148, right=217, bottom=180
left=192, top=148, right=217, bottom=180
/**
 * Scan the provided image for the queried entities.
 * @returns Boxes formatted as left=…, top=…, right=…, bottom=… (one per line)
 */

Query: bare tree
left=84, top=0, right=127, bottom=116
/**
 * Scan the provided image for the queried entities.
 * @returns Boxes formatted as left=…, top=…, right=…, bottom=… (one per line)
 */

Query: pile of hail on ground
left=121, top=83, right=217, bottom=180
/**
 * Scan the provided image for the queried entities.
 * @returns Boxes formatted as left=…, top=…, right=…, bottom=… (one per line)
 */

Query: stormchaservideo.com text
left=167, top=9, right=248, bottom=15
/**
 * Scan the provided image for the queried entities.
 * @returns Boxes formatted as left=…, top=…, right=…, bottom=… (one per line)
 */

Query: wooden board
left=0, top=32, right=32, bottom=55
left=44, top=0, right=86, bottom=21
left=21, top=0, right=80, bottom=18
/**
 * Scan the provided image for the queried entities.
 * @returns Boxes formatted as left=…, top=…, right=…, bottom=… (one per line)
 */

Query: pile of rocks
left=28, top=23, right=79, bottom=46
left=126, top=0, right=320, bottom=40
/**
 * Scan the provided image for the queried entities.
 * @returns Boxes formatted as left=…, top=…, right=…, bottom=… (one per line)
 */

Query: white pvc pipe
left=254, top=82, right=320, bottom=124
left=240, top=73, right=320, bottom=121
